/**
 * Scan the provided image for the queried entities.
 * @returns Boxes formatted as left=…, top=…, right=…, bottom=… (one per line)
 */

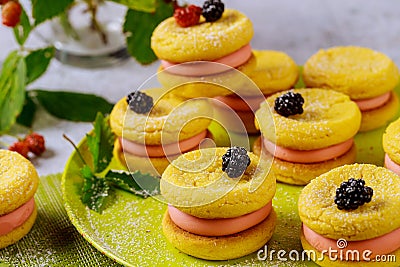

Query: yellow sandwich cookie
left=255, top=88, right=361, bottom=150
left=299, top=164, right=400, bottom=266
left=252, top=136, right=357, bottom=185
left=151, top=9, right=253, bottom=63
left=303, top=46, right=399, bottom=100
left=110, top=88, right=213, bottom=175
left=162, top=208, right=276, bottom=260
left=383, top=117, right=400, bottom=165
left=0, top=150, right=39, bottom=249
left=161, top=147, right=275, bottom=219
left=248, top=50, right=299, bottom=95
left=299, top=164, right=400, bottom=241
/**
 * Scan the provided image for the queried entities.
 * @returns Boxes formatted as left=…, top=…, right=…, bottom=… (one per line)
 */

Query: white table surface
left=1, top=0, right=400, bottom=176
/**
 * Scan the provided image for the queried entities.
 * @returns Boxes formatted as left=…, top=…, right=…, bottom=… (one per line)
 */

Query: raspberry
left=8, top=141, right=29, bottom=158
left=334, top=178, right=373, bottom=211
left=2, top=1, right=22, bottom=27
left=174, top=5, right=202, bottom=27
left=126, top=91, right=153, bottom=114
left=222, top=147, right=251, bottom=178
left=274, top=91, right=304, bottom=117
left=25, top=132, right=46, bottom=156
left=202, top=0, right=224, bottom=22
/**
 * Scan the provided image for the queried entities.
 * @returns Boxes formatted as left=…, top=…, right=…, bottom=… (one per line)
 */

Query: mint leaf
left=105, top=170, right=160, bottom=198
left=124, top=0, right=173, bottom=64
left=13, top=6, right=32, bottom=46
left=31, top=90, right=113, bottom=121
left=16, top=92, right=36, bottom=128
left=0, top=51, right=26, bottom=133
left=25, top=47, right=55, bottom=84
left=32, top=0, right=74, bottom=25
left=86, top=113, right=115, bottom=173
left=80, top=165, right=110, bottom=212
left=110, top=0, right=156, bottom=12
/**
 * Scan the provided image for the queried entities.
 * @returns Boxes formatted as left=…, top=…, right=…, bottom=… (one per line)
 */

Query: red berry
left=8, top=141, right=29, bottom=158
left=2, top=1, right=21, bottom=27
left=0, top=0, right=11, bottom=5
left=25, top=132, right=46, bottom=156
left=173, top=5, right=202, bottom=27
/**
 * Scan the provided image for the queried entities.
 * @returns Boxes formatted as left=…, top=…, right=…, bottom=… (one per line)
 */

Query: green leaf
left=110, top=0, right=156, bottom=12
left=16, top=92, right=36, bottom=128
left=0, top=51, right=26, bottom=133
left=25, top=47, right=55, bottom=84
left=31, top=90, right=114, bottom=121
left=13, top=6, right=32, bottom=46
left=105, top=170, right=160, bottom=198
left=124, top=0, right=173, bottom=64
left=86, top=113, right=115, bottom=173
left=80, top=165, right=110, bottom=212
left=32, top=0, right=74, bottom=25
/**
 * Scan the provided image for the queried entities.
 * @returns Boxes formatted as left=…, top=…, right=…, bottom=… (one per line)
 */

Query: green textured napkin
left=0, top=174, right=122, bottom=267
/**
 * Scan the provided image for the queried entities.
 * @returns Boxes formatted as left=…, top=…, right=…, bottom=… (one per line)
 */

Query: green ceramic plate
left=62, top=84, right=400, bottom=266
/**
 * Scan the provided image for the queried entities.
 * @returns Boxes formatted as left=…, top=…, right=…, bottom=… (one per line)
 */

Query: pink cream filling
left=121, top=130, right=207, bottom=157
left=263, top=138, right=354, bottom=163
left=384, top=153, right=400, bottom=176
left=354, top=92, right=391, bottom=111
left=161, top=44, right=252, bottom=76
left=0, top=198, right=35, bottom=236
left=303, top=224, right=400, bottom=259
left=214, top=93, right=267, bottom=112
left=168, top=201, right=272, bottom=236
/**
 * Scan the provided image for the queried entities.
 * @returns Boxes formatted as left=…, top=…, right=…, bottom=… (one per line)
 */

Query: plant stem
left=87, top=0, right=108, bottom=44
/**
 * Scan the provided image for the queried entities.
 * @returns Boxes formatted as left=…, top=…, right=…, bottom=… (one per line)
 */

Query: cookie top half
left=110, top=88, right=212, bottom=145
left=151, top=9, right=253, bottom=63
left=160, top=147, right=276, bottom=219
left=0, top=150, right=39, bottom=215
left=298, top=164, right=400, bottom=241
left=255, top=88, right=361, bottom=150
left=303, top=46, right=399, bottom=99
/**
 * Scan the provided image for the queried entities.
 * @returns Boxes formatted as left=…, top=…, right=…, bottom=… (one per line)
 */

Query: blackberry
left=222, top=147, right=250, bottom=178
left=334, top=178, right=373, bottom=211
left=202, top=0, right=224, bottom=22
left=126, top=91, right=153, bottom=114
left=274, top=92, right=304, bottom=117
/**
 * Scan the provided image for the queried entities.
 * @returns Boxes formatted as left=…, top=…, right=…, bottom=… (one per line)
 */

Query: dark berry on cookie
left=274, top=91, right=304, bottom=117
left=126, top=91, right=153, bottom=114
left=202, top=0, right=224, bottom=22
left=334, top=178, right=373, bottom=210
left=222, top=147, right=250, bottom=178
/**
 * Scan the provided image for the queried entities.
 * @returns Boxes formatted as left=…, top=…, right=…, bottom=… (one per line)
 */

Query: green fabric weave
left=0, top=174, right=122, bottom=267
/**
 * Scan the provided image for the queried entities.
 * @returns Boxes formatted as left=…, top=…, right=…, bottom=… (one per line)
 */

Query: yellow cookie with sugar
left=298, top=164, right=400, bottom=241
left=0, top=150, right=39, bottom=215
left=383, top=116, right=400, bottom=164
left=303, top=46, right=399, bottom=100
left=162, top=208, right=276, bottom=260
left=255, top=88, right=361, bottom=150
left=151, top=9, right=253, bottom=63
left=248, top=50, right=299, bottom=95
left=160, top=147, right=276, bottom=219
left=109, top=88, right=212, bottom=145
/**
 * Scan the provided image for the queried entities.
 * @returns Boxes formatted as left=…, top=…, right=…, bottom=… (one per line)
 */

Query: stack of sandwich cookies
left=214, top=50, right=299, bottom=134
left=303, top=46, right=399, bottom=132
left=383, top=117, right=400, bottom=175
left=161, top=147, right=276, bottom=260
left=110, top=88, right=212, bottom=175
left=298, top=164, right=400, bottom=266
left=152, top=1, right=257, bottom=99
left=0, top=150, right=39, bottom=249
left=254, top=88, right=361, bottom=185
